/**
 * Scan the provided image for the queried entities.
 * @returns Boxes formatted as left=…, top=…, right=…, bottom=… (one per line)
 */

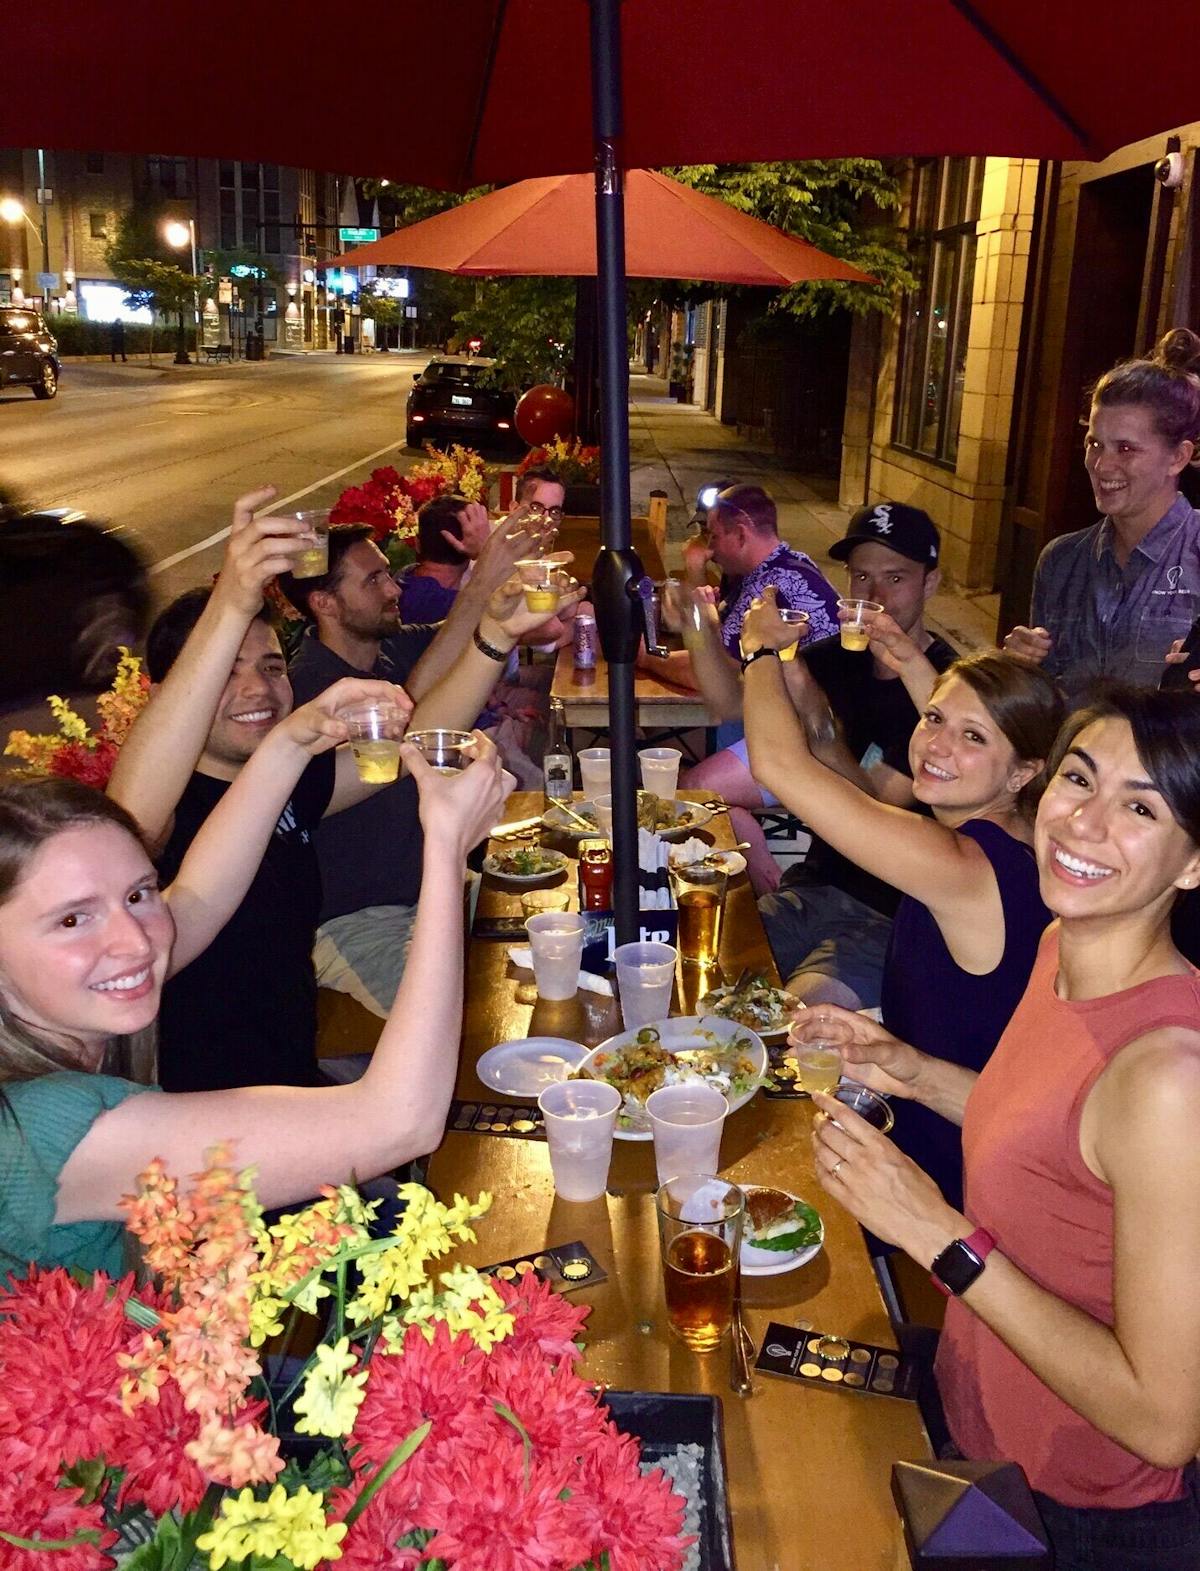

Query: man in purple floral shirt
left=637, top=483, right=839, bottom=692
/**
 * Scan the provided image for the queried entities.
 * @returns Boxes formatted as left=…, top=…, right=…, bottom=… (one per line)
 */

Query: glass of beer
left=290, top=509, right=332, bottom=579
left=341, top=700, right=406, bottom=783
left=656, top=1175, right=745, bottom=1352
left=777, top=607, right=810, bottom=660
left=836, top=597, right=883, bottom=652
left=671, top=865, right=728, bottom=967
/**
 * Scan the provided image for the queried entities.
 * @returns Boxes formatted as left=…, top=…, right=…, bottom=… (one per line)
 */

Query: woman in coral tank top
left=796, top=686, right=1200, bottom=1570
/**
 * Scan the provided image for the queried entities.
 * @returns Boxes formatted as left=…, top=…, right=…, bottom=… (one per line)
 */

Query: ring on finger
left=831, top=1159, right=845, bottom=1180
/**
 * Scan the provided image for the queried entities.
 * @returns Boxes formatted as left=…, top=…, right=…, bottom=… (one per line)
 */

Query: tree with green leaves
left=105, top=198, right=209, bottom=361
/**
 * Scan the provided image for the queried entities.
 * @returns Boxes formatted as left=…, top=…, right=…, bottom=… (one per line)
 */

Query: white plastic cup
left=646, top=1082, right=728, bottom=1186
left=592, top=792, right=615, bottom=838
left=639, top=747, right=682, bottom=799
left=614, top=941, right=677, bottom=1029
left=538, top=1079, right=621, bottom=1201
left=524, top=912, right=585, bottom=1001
left=579, top=746, right=611, bottom=799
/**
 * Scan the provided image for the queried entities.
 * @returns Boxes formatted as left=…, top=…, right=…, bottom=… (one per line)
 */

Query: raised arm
left=814, top=1027, right=1200, bottom=1469
left=741, top=599, right=992, bottom=917
left=56, top=737, right=513, bottom=1218
left=165, top=677, right=410, bottom=967
left=107, top=488, right=309, bottom=848
left=672, top=584, right=742, bottom=721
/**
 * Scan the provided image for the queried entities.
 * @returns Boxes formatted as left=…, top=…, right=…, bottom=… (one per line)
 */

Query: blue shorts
left=726, top=736, right=780, bottom=808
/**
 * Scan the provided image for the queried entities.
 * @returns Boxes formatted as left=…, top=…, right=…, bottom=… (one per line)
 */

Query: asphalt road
left=0, top=349, right=432, bottom=608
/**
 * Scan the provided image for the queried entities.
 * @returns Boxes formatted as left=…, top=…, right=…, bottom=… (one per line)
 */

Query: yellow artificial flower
left=293, top=1336, right=368, bottom=1438
left=2, top=729, right=59, bottom=770
left=47, top=694, right=90, bottom=742
left=197, top=1484, right=345, bottom=1571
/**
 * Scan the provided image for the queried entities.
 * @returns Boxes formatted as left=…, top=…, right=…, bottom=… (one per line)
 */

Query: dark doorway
left=998, top=161, right=1156, bottom=629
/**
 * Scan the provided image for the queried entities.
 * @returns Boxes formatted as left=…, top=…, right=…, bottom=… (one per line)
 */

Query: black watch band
left=740, top=646, right=780, bottom=674
left=474, top=628, right=510, bottom=663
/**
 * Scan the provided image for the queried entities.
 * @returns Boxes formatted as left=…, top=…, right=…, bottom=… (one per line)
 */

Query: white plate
left=541, top=798, right=715, bottom=843
left=482, top=848, right=569, bottom=885
left=669, top=845, right=748, bottom=879
left=739, top=1185, right=824, bottom=1276
left=698, top=983, right=802, bottom=1042
left=475, top=1036, right=589, bottom=1096
left=577, top=1015, right=767, bottom=1141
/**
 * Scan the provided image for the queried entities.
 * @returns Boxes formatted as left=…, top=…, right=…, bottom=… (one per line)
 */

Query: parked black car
left=405, top=355, right=522, bottom=451
left=0, top=503, right=149, bottom=702
left=0, top=307, right=60, bottom=400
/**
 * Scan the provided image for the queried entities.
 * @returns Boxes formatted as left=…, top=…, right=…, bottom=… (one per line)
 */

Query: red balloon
left=515, top=384, right=575, bottom=446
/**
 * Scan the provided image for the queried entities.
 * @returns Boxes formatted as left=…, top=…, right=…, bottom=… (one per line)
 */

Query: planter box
left=563, top=482, right=601, bottom=514
left=604, top=1390, right=735, bottom=1571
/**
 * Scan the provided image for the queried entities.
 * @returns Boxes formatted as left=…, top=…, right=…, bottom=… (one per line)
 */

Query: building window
left=86, top=152, right=104, bottom=175
left=89, top=211, right=107, bottom=239
left=893, top=157, right=983, bottom=467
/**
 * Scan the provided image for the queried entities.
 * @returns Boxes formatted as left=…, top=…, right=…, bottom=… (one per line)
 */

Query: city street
left=0, top=349, right=429, bottom=607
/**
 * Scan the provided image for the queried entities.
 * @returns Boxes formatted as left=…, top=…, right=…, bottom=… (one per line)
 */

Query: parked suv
left=405, top=355, right=521, bottom=451
left=0, top=306, right=59, bottom=400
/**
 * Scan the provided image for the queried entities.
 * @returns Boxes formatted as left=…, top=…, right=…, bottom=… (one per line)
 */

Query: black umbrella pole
left=590, top=0, right=640, bottom=944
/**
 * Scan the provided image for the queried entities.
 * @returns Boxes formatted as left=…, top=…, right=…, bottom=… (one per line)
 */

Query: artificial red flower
left=494, top=1269, right=589, bottom=1363
left=328, top=1493, right=427, bottom=1571
left=566, top=1421, right=692, bottom=1571
left=109, top=1378, right=207, bottom=1515
left=0, top=1443, right=116, bottom=1571
left=399, top=474, right=444, bottom=507
left=482, top=1342, right=605, bottom=1466
left=47, top=738, right=119, bottom=790
left=348, top=1321, right=491, bottom=1473
left=419, top=1448, right=590, bottom=1571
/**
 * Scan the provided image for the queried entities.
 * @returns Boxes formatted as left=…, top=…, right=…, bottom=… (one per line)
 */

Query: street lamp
left=1, top=197, right=41, bottom=304
left=163, top=217, right=199, bottom=365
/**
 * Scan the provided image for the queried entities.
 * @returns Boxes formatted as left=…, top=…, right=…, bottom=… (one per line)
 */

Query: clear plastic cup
left=614, top=940, right=677, bottom=1029
left=537, top=1079, right=621, bottom=1201
left=524, top=911, right=585, bottom=1000
left=777, top=607, right=810, bottom=661
left=517, top=558, right=567, bottom=614
left=341, top=700, right=406, bottom=784
left=290, top=509, right=332, bottom=579
left=831, top=1081, right=895, bottom=1133
left=404, top=728, right=475, bottom=775
left=592, top=792, right=615, bottom=839
left=646, top=1082, right=728, bottom=1186
left=639, top=747, right=682, bottom=799
left=520, top=889, right=572, bottom=918
left=579, top=747, right=611, bottom=799
left=836, top=597, right=883, bottom=653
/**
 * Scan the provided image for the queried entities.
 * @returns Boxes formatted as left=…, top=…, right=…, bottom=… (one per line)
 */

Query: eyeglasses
left=528, top=503, right=564, bottom=524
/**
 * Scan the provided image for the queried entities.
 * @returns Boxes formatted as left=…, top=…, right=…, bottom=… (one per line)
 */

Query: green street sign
left=338, top=227, right=379, bottom=245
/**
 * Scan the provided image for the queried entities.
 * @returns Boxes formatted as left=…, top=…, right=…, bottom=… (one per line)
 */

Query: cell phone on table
left=1159, top=613, right=1200, bottom=690
left=473, top=916, right=529, bottom=941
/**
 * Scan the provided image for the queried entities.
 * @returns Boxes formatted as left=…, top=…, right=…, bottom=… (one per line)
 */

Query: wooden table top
left=554, top=513, right=666, bottom=582
left=550, top=646, right=711, bottom=731
left=426, top=793, right=927, bottom=1571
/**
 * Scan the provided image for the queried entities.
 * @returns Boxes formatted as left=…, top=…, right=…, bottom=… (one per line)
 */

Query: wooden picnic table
left=554, top=513, right=666, bottom=581
left=426, top=791, right=928, bottom=1571
left=551, top=645, right=711, bottom=736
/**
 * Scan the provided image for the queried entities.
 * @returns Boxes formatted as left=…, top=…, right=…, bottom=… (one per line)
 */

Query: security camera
left=1156, top=152, right=1185, bottom=189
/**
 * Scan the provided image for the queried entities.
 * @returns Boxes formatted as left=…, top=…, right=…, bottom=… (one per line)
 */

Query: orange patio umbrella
left=334, top=169, right=873, bottom=287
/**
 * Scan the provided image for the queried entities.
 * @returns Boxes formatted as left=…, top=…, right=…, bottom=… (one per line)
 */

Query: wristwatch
left=930, top=1227, right=995, bottom=1297
left=740, top=646, right=780, bottom=674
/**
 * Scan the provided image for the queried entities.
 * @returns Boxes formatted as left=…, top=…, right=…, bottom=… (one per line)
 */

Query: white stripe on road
left=148, top=438, right=405, bottom=575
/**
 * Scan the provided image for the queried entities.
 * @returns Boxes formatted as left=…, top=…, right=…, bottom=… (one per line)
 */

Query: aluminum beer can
left=573, top=612, right=598, bottom=669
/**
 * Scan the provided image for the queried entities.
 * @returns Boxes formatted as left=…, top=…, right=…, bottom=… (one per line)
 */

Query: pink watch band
left=963, top=1226, right=996, bottom=1262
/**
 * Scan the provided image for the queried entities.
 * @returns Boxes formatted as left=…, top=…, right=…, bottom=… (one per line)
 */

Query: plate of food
left=698, top=974, right=801, bottom=1039
left=574, top=1016, right=767, bottom=1139
left=668, top=839, right=748, bottom=879
left=636, top=792, right=713, bottom=842
left=476, top=1035, right=589, bottom=1096
left=483, top=846, right=569, bottom=884
left=541, top=801, right=603, bottom=838
left=740, top=1185, right=824, bottom=1275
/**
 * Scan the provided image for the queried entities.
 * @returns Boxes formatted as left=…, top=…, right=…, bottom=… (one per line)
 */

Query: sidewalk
left=627, top=373, right=999, bottom=654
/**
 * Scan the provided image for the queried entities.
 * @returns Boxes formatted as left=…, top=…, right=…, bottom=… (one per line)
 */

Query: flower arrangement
left=3, top=650, right=150, bottom=790
left=0, top=1147, right=691, bottom=1571
left=330, top=447, right=495, bottom=574
left=517, top=437, right=601, bottom=488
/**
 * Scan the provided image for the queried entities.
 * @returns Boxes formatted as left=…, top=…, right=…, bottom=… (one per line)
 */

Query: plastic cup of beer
left=517, top=558, right=563, bottom=614
left=403, top=728, right=475, bottom=776
left=341, top=700, right=406, bottom=784
left=836, top=597, right=883, bottom=652
left=656, top=1174, right=745, bottom=1352
left=521, top=888, right=572, bottom=918
left=646, top=1082, right=727, bottom=1186
left=777, top=607, right=810, bottom=661
left=290, top=509, right=332, bottom=579
left=639, top=747, right=683, bottom=799
left=785, top=1023, right=844, bottom=1097
left=614, top=941, right=677, bottom=1030
left=524, top=912, right=585, bottom=1001
left=537, top=1079, right=621, bottom=1201
left=670, top=865, right=728, bottom=967
left=578, top=747, right=611, bottom=799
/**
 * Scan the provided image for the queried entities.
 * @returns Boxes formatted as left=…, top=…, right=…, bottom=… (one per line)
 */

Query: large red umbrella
left=13, top=0, right=1195, bottom=938
left=333, top=170, right=873, bottom=286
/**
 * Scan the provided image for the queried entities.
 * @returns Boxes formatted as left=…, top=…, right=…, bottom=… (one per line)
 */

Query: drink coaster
left=477, top=1240, right=607, bottom=1294
left=755, top=1320, right=918, bottom=1400
left=448, top=1098, right=547, bottom=1139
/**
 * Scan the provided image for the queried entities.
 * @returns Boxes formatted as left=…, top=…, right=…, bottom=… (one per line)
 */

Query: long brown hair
left=0, top=778, right=154, bottom=1085
left=931, top=651, right=1067, bottom=816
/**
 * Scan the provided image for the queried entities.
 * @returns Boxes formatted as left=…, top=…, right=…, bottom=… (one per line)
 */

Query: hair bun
left=1154, top=327, right=1200, bottom=375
